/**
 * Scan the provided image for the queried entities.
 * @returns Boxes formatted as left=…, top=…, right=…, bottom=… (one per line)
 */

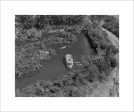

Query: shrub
left=90, top=15, right=119, bottom=37
left=16, top=15, right=36, bottom=29
left=82, top=22, right=118, bottom=76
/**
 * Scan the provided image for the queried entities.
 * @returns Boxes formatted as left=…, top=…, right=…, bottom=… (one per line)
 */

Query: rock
left=65, top=54, right=73, bottom=69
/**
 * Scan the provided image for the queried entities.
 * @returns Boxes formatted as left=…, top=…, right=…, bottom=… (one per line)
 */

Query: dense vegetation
left=82, top=23, right=119, bottom=75
left=90, top=15, right=119, bottom=37
left=15, top=15, right=119, bottom=97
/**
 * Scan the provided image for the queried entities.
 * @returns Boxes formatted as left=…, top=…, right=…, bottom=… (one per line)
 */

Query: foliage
left=42, top=30, right=78, bottom=44
left=16, top=64, right=100, bottom=97
left=102, top=16, right=119, bottom=37
left=15, top=41, right=57, bottom=78
left=90, top=15, right=119, bottom=37
left=82, top=22, right=119, bottom=76
left=15, top=15, right=36, bottom=29
left=16, top=15, right=84, bottom=30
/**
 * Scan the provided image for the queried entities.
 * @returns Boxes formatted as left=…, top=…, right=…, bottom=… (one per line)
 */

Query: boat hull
left=65, top=54, right=73, bottom=69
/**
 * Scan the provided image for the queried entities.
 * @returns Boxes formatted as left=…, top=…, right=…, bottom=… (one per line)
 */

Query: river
left=15, top=33, right=95, bottom=89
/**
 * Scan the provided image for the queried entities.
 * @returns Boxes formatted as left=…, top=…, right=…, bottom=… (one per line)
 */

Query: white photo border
left=0, top=1, right=134, bottom=112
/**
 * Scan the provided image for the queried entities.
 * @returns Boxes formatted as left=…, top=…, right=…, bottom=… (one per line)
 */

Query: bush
left=81, top=23, right=118, bottom=77
left=16, top=15, right=36, bottom=29
left=90, top=15, right=119, bottom=37
left=102, top=16, right=119, bottom=37
left=16, top=15, right=84, bottom=30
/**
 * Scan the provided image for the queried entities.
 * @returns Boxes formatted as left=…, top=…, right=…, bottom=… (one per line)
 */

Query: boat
left=65, top=54, right=73, bottom=69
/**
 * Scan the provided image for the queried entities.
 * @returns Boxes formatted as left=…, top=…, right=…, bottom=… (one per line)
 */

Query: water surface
left=15, top=33, right=95, bottom=89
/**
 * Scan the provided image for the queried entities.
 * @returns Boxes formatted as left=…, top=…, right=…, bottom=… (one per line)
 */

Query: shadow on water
left=15, top=33, right=95, bottom=89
